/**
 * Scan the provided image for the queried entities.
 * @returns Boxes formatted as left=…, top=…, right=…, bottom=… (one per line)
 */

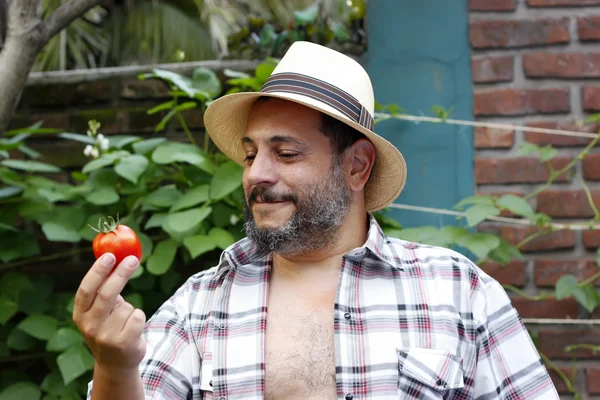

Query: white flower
left=83, top=145, right=93, bottom=157
left=98, top=135, right=109, bottom=151
left=230, top=214, right=239, bottom=225
left=90, top=147, right=100, bottom=158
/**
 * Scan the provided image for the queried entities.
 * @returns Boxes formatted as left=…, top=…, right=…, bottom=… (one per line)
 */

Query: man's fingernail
left=123, top=256, right=138, bottom=269
left=101, top=253, right=115, bottom=267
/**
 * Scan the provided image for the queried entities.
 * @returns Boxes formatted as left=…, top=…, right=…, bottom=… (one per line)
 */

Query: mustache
left=248, top=187, right=298, bottom=205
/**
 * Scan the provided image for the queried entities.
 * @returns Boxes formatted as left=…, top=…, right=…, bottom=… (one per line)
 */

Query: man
left=75, top=41, right=559, bottom=399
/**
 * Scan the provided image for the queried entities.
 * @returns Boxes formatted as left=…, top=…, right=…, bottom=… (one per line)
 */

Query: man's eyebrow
left=241, top=135, right=308, bottom=146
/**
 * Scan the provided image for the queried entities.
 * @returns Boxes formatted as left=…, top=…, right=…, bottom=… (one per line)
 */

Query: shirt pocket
left=200, top=353, right=214, bottom=400
left=396, top=348, right=465, bottom=399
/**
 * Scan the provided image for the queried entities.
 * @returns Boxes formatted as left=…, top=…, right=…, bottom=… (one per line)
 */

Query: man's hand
left=73, top=253, right=146, bottom=378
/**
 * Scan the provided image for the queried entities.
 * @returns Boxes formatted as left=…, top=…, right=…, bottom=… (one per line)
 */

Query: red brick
left=20, top=80, right=112, bottom=107
left=583, top=153, right=600, bottom=179
left=512, top=297, right=579, bottom=318
left=535, top=259, right=600, bottom=287
left=120, top=77, right=171, bottom=100
left=474, top=88, right=570, bottom=116
left=578, top=16, right=600, bottom=41
left=470, top=0, right=516, bottom=10
left=524, top=52, right=600, bottom=78
left=7, top=113, right=69, bottom=131
left=588, top=368, right=600, bottom=394
left=524, top=120, right=600, bottom=147
left=475, top=156, right=572, bottom=184
left=537, top=189, right=600, bottom=218
left=480, top=260, right=527, bottom=286
left=472, top=56, right=514, bottom=83
left=581, top=86, right=600, bottom=111
left=470, top=18, right=570, bottom=49
left=529, top=0, right=600, bottom=5
left=474, top=126, right=515, bottom=148
left=547, top=367, right=576, bottom=394
left=538, top=330, right=600, bottom=359
left=583, top=229, right=600, bottom=248
left=499, top=226, right=575, bottom=252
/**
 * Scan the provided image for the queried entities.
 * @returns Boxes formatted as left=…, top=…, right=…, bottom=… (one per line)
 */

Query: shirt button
left=345, top=394, right=353, bottom=400
left=219, top=397, right=226, bottom=400
left=344, top=312, right=351, bottom=319
left=436, top=379, right=443, bottom=386
left=218, top=322, right=226, bottom=330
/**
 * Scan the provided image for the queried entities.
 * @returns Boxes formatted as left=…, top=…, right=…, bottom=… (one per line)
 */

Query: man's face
left=241, top=98, right=352, bottom=255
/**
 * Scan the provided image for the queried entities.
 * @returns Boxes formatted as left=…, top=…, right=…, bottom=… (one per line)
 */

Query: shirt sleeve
left=87, top=294, right=201, bottom=400
left=472, top=278, right=560, bottom=399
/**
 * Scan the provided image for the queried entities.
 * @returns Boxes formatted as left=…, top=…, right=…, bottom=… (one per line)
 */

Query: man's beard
left=242, top=157, right=352, bottom=256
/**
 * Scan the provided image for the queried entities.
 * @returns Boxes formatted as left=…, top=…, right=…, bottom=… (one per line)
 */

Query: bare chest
left=264, top=293, right=337, bottom=400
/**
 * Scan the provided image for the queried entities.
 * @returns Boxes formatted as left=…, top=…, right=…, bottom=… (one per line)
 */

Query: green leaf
left=164, top=207, right=212, bottom=234
left=0, top=296, right=18, bottom=325
left=573, top=284, right=600, bottom=313
left=210, top=161, right=243, bottom=200
left=0, top=272, right=34, bottom=300
left=0, top=342, right=8, bottom=357
left=145, top=186, right=182, bottom=208
left=183, top=234, right=217, bottom=259
left=208, top=227, right=235, bottom=250
left=597, top=248, right=600, bottom=266
left=85, top=187, right=119, bottom=205
left=57, top=132, right=95, bottom=145
left=455, top=233, right=501, bottom=260
left=114, top=154, right=149, bottom=184
left=454, top=195, right=494, bottom=209
left=192, top=67, right=222, bottom=98
left=539, top=145, right=557, bottom=162
left=138, top=233, right=153, bottom=263
left=133, top=138, right=166, bottom=155
left=147, top=100, right=175, bottom=115
left=57, top=344, right=95, bottom=385
left=109, top=135, right=141, bottom=149
left=152, top=142, right=214, bottom=174
left=41, top=369, right=75, bottom=396
left=41, top=221, right=80, bottom=243
left=170, top=184, right=210, bottom=212
left=0, top=232, right=40, bottom=262
left=146, top=239, right=179, bottom=275
left=294, top=2, right=319, bottom=25
left=496, top=194, right=534, bottom=217
left=464, top=204, right=500, bottom=227
left=155, top=108, right=177, bottom=132
left=0, top=186, right=22, bottom=198
left=1, top=160, right=60, bottom=173
left=7, top=327, right=37, bottom=350
left=46, top=328, right=83, bottom=352
left=555, top=275, right=579, bottom=300
left=82, top=152, right=126, bottom=174
left=160, top=271, right=183, bottom=295
left=17, top=144, right=40, bottom=159
left=17, top=314, right=58, bottom=340
left=255, top=62, right=276, bottom=83
left=385, top=226, right=439, bottom=243
left=145, top=213, right=167, bottom=229
left=517, top=141, right=539, bottom=156
left=488, top=239, right=523, bottom=264
left=0, top=382, right=41, bottom=400
left=141, top=69, right=207, bottom=99
left=77, top=213, right=104, bottom=242
left=329, top=20, right=351, bottom=41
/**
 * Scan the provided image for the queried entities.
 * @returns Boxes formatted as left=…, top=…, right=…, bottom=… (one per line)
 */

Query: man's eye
left=279, top=153, right=298, bottom=159
left=244, top=155, right=255, bottom=163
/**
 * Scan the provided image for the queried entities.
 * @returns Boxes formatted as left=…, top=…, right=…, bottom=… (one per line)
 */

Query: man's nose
left=245, top=151, right=278, bottom=187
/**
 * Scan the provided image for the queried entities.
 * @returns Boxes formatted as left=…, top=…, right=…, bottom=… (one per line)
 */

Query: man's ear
left=345, top=138, right=375, bottom=192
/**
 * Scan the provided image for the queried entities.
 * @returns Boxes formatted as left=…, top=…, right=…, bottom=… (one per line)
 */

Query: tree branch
left=7, top=0, right=38, bottom=34
left=0, top=0, right=7, bottom=49
left=41, top=0, right=104, bottom=41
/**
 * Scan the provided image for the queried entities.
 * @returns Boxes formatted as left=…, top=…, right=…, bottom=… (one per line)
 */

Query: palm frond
left=115, top=1, right=214, bottom=65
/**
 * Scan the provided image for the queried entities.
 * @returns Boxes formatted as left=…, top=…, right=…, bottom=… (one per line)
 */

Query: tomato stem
left=89, top=214, right=121, bottom=234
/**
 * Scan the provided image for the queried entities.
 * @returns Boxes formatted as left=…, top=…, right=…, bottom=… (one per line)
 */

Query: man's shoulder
left=383, top=235, right=495, bottom=286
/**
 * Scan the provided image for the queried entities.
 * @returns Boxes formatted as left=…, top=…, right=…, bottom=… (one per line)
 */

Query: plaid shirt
left=88, top=214, right=558, bottom=399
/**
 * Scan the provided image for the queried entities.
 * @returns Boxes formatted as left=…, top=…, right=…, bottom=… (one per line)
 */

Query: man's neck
left=271, top=209, right=370, bottom=279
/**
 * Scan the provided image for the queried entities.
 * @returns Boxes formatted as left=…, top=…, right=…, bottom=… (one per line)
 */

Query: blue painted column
left=361, top=0, right=474, bottom=228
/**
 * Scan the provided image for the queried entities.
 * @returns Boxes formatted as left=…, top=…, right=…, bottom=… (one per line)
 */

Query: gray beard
left=242, top=159, right=352, bottom=256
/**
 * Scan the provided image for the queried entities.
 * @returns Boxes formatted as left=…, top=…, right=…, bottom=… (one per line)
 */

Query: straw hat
left=203, top=41, right=407, bottom=211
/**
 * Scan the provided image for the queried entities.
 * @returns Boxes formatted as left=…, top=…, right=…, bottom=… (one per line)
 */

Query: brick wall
left=470, top=0, right=600, bottom=397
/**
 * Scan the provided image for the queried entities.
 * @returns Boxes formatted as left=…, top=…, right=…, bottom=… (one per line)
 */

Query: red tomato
left=91, top=217, right=142, bottom=269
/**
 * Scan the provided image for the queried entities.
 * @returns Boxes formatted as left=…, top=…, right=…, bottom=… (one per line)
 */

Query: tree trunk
left=0, top=0, right=104, bottom=133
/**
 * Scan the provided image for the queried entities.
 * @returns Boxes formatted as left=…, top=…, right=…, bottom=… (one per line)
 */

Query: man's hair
left=319, top=113, right=365, bottom=159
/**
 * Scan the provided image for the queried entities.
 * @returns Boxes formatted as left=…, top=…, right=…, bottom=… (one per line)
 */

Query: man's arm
left=90, top=364, right=144, bottom=400
left=472, top=279, right=559, bottom=399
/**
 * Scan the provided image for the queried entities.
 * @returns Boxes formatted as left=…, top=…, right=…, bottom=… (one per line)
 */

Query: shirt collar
left=212, top=212, right=403, bottom=279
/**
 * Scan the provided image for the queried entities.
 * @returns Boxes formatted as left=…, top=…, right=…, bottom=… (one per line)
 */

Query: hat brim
left=203, top=91, right=407, bottom=212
